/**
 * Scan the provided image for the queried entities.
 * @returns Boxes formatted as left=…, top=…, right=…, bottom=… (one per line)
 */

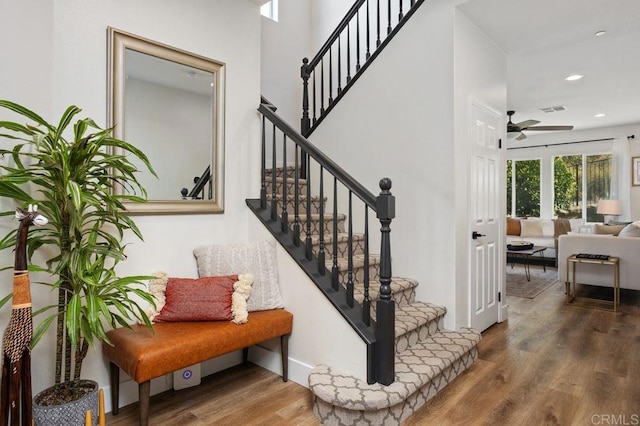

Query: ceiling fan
left=507, top=110, right=574, bottom=140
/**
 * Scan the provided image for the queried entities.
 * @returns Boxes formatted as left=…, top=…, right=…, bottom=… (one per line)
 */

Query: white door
left=469, top=102, right=502, bottom=331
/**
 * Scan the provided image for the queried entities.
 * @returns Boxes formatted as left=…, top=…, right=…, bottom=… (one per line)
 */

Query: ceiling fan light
left=565, top=74, right=584, bottom=81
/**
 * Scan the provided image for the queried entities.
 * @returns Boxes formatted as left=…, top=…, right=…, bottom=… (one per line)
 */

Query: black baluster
left=320, top=58, right=325, bottom=115
left=270, top=124, right=277, bottom=221
left=329, top=47, right=334, bottom=104
left=366, top=0, right=372, bottom=59
left=260, top=116, right=267, bottom=210
left=387, top=0, right=392, bottom=35
left=375, top=178, right=395, bottom=386
left=317, top=166, right=326, bottom=275
left=347, top=191, right=354, bottom=308
left=347, top=23, right=352, bottom=84
left=356, top=10, right=361, bottom=72
left=331, top=177, right=339, bottom=291
left=376, top=0, right=381, bottom=47
left=281, top=134, right=289, bottom=234
left=312, top=70, right=317, bottom=125
left=399, top=0, right=403, bottom=20
left=337, top=35, right=342, bottom=95
left=305, top=156, right=313, bottom=260
left=293, top=142, right=301, bottom=246
left=301, top=58, right=310, bottom=135
left=362, top=206, right=370, bottom=325
left=411, top=0, right=415, bottom=6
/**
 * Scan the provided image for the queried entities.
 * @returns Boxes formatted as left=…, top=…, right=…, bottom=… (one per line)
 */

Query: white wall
left=453, top=10, right=507, bottom=327
left=302, top=0, right=459, bottom=328
left=0, top=0, right=261, bottom=411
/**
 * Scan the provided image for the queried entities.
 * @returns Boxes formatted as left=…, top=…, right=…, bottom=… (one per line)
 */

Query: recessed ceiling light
left=565, top=74, right=584, bottom=81
left=595, top=30, right=606, bottom=37
left=595, top=113, right=606, bottom=118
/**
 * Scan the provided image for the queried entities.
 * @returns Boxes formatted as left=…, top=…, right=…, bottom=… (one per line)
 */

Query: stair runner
left=266, top=168, right=481, bottom=425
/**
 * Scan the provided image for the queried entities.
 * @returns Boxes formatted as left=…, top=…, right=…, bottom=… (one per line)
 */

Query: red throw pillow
left=154, top=275, right=238, bottom=322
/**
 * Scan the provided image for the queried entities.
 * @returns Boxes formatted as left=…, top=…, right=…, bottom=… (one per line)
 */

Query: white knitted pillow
left=193, top=240, right=284, bottom=312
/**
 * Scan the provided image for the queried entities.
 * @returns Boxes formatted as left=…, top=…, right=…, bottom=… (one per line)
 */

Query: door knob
left=472, top=231, right=486, bottom=240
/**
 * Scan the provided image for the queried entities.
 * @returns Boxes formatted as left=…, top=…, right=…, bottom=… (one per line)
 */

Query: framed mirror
left=107, top=27, right=225, bottom=214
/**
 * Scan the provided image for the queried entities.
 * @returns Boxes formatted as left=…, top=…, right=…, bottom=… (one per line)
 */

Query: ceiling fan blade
left=515, top=119, right=540, bottom=128
left=525, top=125, right=574, bottom=131
left=516, top=132, right=527, bottom=141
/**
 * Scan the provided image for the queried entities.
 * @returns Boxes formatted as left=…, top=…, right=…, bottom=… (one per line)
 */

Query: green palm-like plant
left=0, top=99, right=156, bottom=384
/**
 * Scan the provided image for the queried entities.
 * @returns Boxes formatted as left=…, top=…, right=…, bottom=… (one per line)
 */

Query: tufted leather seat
left=103, top=309, right=293, bottom=426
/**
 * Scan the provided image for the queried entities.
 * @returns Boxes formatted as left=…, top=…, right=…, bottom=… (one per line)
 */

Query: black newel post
left=300, top=57, right=311, bottom=177
left=375, top=177, right=395, bottom=386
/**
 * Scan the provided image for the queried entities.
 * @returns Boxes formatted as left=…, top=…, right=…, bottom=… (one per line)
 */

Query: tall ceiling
left=458, top=0, right=640, bottom=135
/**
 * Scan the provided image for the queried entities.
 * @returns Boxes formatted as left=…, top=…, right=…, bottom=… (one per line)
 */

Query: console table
left=566, top=254, right=619, bottom=312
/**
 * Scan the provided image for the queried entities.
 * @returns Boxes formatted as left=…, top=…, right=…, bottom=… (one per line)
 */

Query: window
left=260, top=0, right=278, bottom=21
left=507, top=159, right=541, bottom=217
left=554, top=153, right=612, bottom=222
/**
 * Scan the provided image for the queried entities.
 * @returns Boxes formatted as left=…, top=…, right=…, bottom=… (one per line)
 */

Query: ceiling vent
left=540, top=105, right=567, bottom=113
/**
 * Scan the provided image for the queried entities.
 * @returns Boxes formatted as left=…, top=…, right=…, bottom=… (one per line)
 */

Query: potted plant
left=0, top=100, right=156, bottom=424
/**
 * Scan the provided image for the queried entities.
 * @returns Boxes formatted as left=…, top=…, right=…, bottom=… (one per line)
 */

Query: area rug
left=506, top=266, right=560, bottom=298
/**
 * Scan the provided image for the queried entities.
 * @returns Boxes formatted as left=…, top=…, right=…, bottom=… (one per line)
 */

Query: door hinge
left=498, top=292, right=501, bottom=302
left=499, top=138, right=502, bottom=149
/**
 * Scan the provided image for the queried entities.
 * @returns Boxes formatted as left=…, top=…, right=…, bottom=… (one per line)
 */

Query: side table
left=566, top=254, right=619, bottom=311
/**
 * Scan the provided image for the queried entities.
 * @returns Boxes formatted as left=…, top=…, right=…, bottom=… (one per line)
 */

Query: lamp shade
left=596, top=199, right=622, bottom=215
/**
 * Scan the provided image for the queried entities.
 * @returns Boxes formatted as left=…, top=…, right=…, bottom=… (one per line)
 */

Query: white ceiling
left=458, top=0, right=640, bottom=134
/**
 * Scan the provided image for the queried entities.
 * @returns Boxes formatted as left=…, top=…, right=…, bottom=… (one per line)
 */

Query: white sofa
left=506, top=218, right=573, bottom=263
left=557, top=234, right=640, bottom=291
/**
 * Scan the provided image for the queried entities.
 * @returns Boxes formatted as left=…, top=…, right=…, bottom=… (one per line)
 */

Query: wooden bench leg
left=281, top=334, right=290, bottom=382
left=109, top=362, right=120, bottom=415
left=139, top=381, right=150, bottom=426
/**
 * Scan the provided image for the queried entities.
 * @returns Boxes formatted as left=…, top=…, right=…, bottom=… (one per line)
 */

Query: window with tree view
left=554, top=154, right=612, bottom=222
left=506, top=159, right=541, bottom=217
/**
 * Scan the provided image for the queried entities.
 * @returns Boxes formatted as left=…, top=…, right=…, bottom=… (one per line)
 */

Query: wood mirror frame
left=107, top=27, right=225, bottom=214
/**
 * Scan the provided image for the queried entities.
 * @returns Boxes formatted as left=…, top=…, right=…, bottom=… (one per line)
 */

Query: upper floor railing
left=301, top=0, right=426, bottom=136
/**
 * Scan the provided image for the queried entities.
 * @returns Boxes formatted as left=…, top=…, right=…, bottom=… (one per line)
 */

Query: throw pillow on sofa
left=520, top=220, right=543, bottom=238
left=506, top=217, right=521, bottom=236
left=618, top=222, right=640, bottom=237
left=594, top=224, right=626, bottom=236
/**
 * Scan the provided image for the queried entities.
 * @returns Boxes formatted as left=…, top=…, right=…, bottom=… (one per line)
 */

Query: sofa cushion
left=618, top=223, right=640, bottom=237
left=594, top=224, right=625, bottom=236
left=520, top=220, right=543, bottom=237
left=506, top=218, right=521, bottom=236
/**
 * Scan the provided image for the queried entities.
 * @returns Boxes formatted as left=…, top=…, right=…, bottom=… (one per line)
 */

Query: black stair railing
left=247, top=100, right=396, bottom=385
left=181, top=165, right=211, bottom=200
left=301, top=0, right=426, bottom=137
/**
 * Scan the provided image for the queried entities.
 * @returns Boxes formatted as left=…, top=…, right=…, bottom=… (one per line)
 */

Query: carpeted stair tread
left=265, top=175, right=307, bottom=185
left=353, top=277, right=418, bottom=306
left=325, top=254, right=380, bottom=272
left=394, top=302, right=446, bottom=337
left=308, top=232, right=365, bottom=246
left=308, top=328, right=481, bottom=411
left=294, top=212, right=346, bottom=222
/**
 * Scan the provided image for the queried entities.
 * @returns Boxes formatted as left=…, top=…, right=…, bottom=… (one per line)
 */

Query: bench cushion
left=103, top=309, right=293, bottom=383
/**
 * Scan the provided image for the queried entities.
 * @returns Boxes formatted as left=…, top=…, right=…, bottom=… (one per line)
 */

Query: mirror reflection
left=108, top=27, right=225, bottom=214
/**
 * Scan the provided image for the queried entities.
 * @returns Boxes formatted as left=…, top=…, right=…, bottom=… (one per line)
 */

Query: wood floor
left=107, top=270, right=640, bottom=425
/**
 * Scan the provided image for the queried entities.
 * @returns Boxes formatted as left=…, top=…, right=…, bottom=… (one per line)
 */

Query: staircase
left=247, top=104, right=480, bottom=424
left=249, top=1, right=481, bottom=423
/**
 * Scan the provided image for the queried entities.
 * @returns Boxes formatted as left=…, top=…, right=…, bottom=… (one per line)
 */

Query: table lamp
left=596, top=199, right=622, bottom=224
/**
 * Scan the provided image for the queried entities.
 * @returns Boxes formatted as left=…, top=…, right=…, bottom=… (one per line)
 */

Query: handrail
left=307, top=0, right=366, bottom=70
left=259, top=103, right=377, bottom=208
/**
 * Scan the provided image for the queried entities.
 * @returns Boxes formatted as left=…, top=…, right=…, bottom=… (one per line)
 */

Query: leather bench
left=103, top=309, right=293, bottom=426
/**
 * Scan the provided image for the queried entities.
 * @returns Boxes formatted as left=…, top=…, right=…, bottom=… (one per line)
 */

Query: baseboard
left=248, top=344, right=313, bottom=389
